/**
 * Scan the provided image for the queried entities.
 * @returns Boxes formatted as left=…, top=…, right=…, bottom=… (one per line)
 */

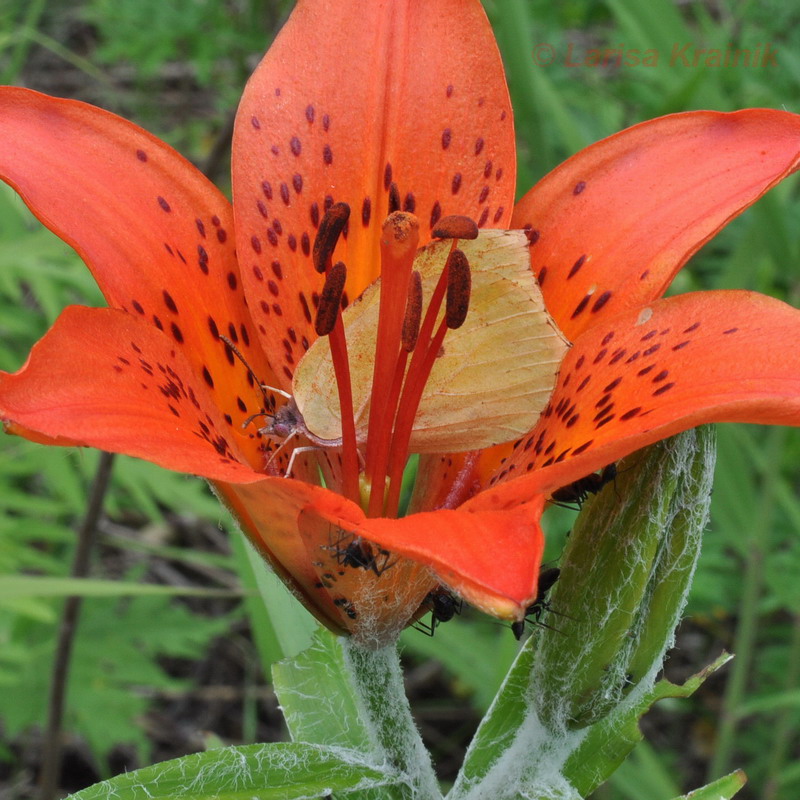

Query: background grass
left=1, top=0, right=800, bottom=797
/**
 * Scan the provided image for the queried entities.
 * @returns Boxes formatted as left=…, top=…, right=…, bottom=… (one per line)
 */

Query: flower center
left=311, top=197, right=477, bottom=518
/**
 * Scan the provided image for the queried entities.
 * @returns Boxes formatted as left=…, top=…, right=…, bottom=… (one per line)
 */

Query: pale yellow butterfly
left=292, top=228, right=570, bottom=454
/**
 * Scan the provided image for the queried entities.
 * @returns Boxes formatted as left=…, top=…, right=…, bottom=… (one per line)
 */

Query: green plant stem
left=342, top=640, right=442, bottom=800
left=707, top=428, right=784, bottom=781
left=762, top=611, right=800, bottom=800
left=38, top=451, right=116, bottom=800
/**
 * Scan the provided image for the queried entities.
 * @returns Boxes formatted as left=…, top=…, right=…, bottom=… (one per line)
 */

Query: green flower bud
left=530, top=426, right=716, bottom=730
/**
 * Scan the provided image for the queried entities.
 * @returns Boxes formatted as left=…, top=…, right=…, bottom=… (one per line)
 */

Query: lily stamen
left=432, top=214, right=480, bottom=241
left=312, top=205, right=359, bottom=502
left=382, top=249, right=474, bottom=517
left=364, top=213, right=420, bottom=496
left=401, top=270, right=423, bottom=352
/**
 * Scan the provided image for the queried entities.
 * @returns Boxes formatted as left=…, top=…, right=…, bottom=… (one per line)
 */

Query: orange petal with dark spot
left=0, top=87, right=278, bottom=435
left=232, top=0, right=515, bottom=384
left=474, top=291, right=800, bottom=508
left=0, top=306, right=268, bottom=480
left=512, top=110, right=800, bottom=340
left=357, top=497, right=546, bottom=618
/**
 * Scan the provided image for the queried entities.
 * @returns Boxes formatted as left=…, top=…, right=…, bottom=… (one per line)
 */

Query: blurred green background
left=1, top=0, right=800, bottom=797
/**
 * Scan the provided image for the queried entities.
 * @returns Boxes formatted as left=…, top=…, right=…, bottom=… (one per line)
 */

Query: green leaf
left=564, top=652, right=733, bottom=797
left=448, top=639, right=535, bottom=797
left=229, top=532, right=316, bottom=671
left=669, top=770, right=747, bottom=800
left=274, top=631, right=441, bottom=800
left=0, top=575, right=243, bottom=599
left=64, top=742, right=398, bottom=800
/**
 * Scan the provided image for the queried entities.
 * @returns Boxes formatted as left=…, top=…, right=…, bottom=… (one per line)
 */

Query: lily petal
left=356, top=497, right=546, bottom=618
left=512, top=110, right=800, bottom=339
left=0, top=87, right=277, bottom=437
left=474, top=291, right=800, bottom=508
left=232, top=0, right=516, bottom=385
left=0, top=306, right=264, bottom=482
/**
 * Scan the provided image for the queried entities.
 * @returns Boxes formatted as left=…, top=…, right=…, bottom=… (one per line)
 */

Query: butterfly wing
left=293, top=229, right=570, bottom=452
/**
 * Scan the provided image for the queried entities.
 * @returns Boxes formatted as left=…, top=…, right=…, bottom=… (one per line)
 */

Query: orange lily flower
left=3, top=0, right=800, bottom=646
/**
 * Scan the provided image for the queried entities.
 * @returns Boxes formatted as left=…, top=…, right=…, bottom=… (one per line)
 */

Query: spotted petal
left=512, top=110, right=800, bottom=339
left=0, top=88, right=276, bottom=460
left=473, top=291, right=800, bottom=508
left=232, top=0, right=516, bottom=386
left=0, top=306, right=263, bottom=482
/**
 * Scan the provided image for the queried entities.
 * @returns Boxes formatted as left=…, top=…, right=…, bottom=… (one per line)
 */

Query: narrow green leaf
left=0, top=575, right=243, bottom=599
left=65, top=742, right=397, bottom=800
left=564, top=652, right=733, bottom=797
left=670, top=770, right=747, bottom=800
left=449, top=640, right=535, bottom=797
left=274, top=631, right=441, bottom=800
left=273, top=628, right=374, bottom=752
left=229, top=532, right=316, bottom=669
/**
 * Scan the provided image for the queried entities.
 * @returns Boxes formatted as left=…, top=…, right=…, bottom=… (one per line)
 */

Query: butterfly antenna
left=219, top=335, right=291, bottom=406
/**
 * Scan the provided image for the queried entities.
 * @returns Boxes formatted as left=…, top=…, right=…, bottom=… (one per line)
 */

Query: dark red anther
left=445, top=249, right=471, bottom=330
left=402, top=271, right=423, bottom=352
left=432, top=214, right=479, bottom=240
left=388, top=182, right=401, bottom=214
left=315, top=261, right=347, bottom=336
left=312, top=202, right=350, bottom=273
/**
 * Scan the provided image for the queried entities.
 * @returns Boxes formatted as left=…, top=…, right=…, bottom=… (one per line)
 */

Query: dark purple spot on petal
left=567, top=255, right=586, bottom=279
left=653, top=382, right=675, bottom=396
left=570, top=294, right=591, bottom=319
left=430, top=201, right=442, bottom=229
left=592, top=291, right=612, bottom=312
